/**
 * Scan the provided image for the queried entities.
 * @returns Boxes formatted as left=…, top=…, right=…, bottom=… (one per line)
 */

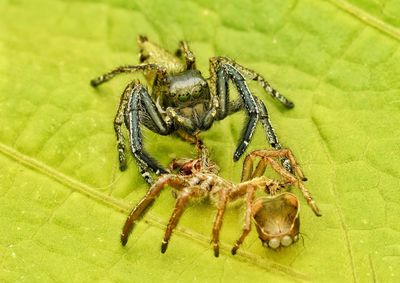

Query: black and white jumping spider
left=91, top=36, right=295, bottom=183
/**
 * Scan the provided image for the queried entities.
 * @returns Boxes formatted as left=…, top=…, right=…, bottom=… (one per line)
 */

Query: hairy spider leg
left=231, top=185, right=257, bottom=255
left=250, top=149, right=307, bottom=181
left=90, top=64, right=166, bottom=87
left=267, top=157, right=321, bottom=216
left=213, top=56, right=294, bottom=109
left=113, top=82, right=135, bottom=171
left=211, top=188, right=229, bottom=257
left=253, top=97, right=292, bottom=173
left=91, top=64, right=171, bottom=180
left=208, top=56, right=295, bottom=171
left=161, top=186, right=203, bottom=254
left=175, top=40, right=196, bottom=70
left=127, top=83, right=174, bottom=183
left=217, top=63, right=260, bottom=161
left=247, top=149, right=320, bottom=216
left=121, top=175, right=187, bottom=246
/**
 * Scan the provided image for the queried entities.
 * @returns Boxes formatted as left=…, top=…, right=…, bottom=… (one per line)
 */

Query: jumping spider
left=120, top=147, right=321, bottom=257
left=90, top=36, right=295, bottom=183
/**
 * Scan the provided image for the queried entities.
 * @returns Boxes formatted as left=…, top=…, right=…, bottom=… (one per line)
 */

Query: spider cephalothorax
left=120, top=148, right=321, bottom=257
left=91, top=36, right=295, bottom=183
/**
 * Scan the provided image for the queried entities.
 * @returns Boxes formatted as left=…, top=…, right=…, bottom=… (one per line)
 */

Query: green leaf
left=1, top=0, right=399, bottom=282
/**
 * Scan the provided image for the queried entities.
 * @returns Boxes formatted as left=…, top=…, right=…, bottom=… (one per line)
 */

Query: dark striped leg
left=127, top=83, right=172, bottom=183
left=211, top=56, right=294, bottom=108
left=114, top=82, right=135, bottom=171
left=210, top=56, right=293, bottom=169
left=217, top=63, right=259, bottom=161
left=254, top=97, right=293, bottom=172
left=208, top=58, right=230, bottom=121
left=90, top=63, right=166, bottom=87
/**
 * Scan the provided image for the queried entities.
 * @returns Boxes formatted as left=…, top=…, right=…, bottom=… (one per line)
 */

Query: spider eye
left=192, top=86, right=202, bottom=98
left=178, top=94, right=190, bottom=102
left=192, top=92, right=201, bottom=98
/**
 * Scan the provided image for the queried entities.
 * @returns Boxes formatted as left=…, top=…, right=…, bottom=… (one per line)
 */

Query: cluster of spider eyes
left=171, top=86, right=201, bottom=102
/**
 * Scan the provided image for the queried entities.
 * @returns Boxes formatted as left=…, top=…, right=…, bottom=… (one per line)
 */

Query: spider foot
left=161, top=240, right=169, bottom=254
left=309, top=200, right=322, bottom=217
left=120, top=231, right=130, bottom=246
left=213, top=243, right=220, bottom=257
left=118, top=151, right=127, bottom=171
left=231, top=245, right=239, bottom=255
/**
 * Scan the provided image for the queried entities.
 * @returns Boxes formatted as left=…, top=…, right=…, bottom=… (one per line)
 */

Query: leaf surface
left=0, top=0, right=399, bottom=282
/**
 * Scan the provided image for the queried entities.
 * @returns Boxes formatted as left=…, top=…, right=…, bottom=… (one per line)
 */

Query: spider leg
left=250, top=150, right=321, bottom=216
left=121, top=175, right=187, bottom=246
left=251, top=149, right=306, bottom=181
left=211, top=188, right=229, bottom=257
left=241, top=152, right=271, bottom=182
left=253, top=97, right=293, bottom=172
left=207, top=58, right=230, bottom=123
left=241, top=151, right=272, bottom=182
left=212, top=56, right=294, bottom=108
left=175, top=40, right=196, bottom=70
left=126, top=82, right=173, bottom=183
left=90, top=64, right=166, bottom=87
left=113, top=82, right=134, bottom=171
left=269, top=157, right=320, bottom=215
left=215, top=61, right=260, bottom=161
left=161, top=186, right=202, bottom=253
left=231, top=185, right=257, bottom=255
left=209, top=56, right=295, bottom=163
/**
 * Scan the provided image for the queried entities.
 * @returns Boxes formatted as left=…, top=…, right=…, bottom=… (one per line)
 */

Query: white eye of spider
left=268, top=238, right=280, bottom=249
left=281, top=235, right=293, bottom=246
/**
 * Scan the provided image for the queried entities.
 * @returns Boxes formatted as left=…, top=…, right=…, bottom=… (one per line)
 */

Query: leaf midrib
left=329, top=0, right=400, bottom=41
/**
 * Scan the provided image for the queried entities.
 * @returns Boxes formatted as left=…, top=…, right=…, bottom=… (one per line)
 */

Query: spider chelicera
left=120, top=146, right=321, bottom=257
left=90, top=36, right=295, bottom=183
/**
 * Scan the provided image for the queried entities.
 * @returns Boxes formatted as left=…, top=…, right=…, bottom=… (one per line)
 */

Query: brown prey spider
left=121, top=146, right=321, bottom=257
